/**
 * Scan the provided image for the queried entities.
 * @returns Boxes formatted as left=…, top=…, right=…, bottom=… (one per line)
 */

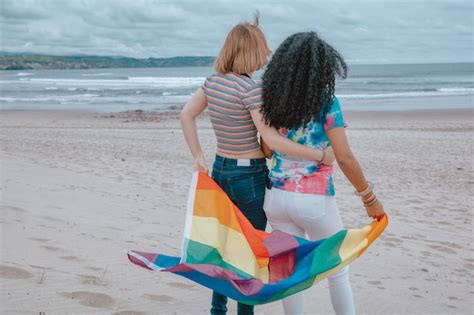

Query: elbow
left=266, top=142, right=278, bottom=152
left=262, top=136, right=278, bottom=151
left=336, top=153, right=355, bottom=168
left=179, top=110, right=190, bottom=123
left=263, top=150, right=273, bottom=159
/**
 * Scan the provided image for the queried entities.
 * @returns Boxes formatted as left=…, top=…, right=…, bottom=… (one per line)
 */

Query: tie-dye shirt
left=269, top=97, right=346, bottom=195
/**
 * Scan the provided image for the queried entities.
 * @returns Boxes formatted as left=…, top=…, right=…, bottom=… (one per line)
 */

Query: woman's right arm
left=179, top=88, right=209, bottom=173
left=250, top=110, right=335, bottom=164
left=326, top=127, right=385, bottom=220
left=260, top=137, right=273, bottom=159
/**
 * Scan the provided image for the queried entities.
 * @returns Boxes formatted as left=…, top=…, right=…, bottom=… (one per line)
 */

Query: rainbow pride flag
left=127, top=171, right=387, bottom=305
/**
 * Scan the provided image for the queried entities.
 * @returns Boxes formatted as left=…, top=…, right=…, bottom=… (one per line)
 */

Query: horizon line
left=0, top=51, right=473, bottom=67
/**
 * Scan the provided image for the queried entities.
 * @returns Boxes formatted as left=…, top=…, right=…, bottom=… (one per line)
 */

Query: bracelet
left=364, top=197, right=379, bottom=208
left=318, top=150, right=326, bottom=164
left=363, top=193, right=377, bottom=205
left=363, top=192, right=375, bottom=202
left=355, top=181, right=374, bottom=197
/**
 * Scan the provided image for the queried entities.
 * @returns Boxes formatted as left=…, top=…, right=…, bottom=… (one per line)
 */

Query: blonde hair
left=214, top=12, right=271, bottom=75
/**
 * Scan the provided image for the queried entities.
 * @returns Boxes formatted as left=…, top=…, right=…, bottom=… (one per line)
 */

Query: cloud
left=0, top=0, right=472, bottom=63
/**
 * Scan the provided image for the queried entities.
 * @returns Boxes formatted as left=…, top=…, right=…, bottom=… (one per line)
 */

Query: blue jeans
left=210, top=155, right=269, bottom=315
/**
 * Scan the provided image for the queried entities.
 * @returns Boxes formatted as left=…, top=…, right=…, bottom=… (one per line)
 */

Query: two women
left=180, top=16, right=385, bottom=315
left=179, top=16, right=333, bottom=315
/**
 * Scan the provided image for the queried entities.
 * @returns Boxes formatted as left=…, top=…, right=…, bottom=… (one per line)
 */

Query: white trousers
left=263, top=188, right=356, bottom=315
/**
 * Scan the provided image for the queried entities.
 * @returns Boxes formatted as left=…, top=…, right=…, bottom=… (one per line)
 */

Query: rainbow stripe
left=127, top=172, right=388, bottom=305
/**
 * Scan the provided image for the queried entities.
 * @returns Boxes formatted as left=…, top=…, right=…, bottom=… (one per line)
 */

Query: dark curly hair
left=261, top=32, right=347, bottom=129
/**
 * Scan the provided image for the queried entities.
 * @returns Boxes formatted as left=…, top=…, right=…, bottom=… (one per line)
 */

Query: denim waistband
left=214, top=154, right=267, bottom=167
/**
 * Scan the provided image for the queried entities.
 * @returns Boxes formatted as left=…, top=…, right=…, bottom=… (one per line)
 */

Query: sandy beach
left=0, top=108, right=473, bottom=314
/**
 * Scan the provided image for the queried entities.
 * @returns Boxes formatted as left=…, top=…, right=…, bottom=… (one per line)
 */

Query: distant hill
left=0, top=53, right=215, bottom=70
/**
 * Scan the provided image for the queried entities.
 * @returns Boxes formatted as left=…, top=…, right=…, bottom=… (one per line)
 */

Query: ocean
left=0, top=63, right=472, bottom=112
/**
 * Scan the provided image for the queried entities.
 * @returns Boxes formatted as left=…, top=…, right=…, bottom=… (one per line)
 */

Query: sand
left=0, top=108, right=473, bottom=314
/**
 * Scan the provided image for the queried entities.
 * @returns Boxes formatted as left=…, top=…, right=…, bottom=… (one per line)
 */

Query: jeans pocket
left=227, top=174, right=256, bottom=204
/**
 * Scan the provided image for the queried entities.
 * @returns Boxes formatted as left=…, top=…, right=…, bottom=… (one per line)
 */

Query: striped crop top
left=201, top=72, right=263, bottom=155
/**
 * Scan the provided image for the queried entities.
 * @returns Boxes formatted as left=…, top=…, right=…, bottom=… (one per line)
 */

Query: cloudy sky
left=0, top=0, right=472, bottom=64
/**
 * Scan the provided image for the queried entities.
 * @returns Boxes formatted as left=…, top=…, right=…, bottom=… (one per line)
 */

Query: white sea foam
left=81, top=72, right=113, bottom=77
left=338, top=88, right=474, bottom=99
left=437, top=87, right=474, bottom=93
left=17, top=72, right=34, bottom=76
left=0, top=94, right=99, bottom=102
left=127, top=76, right=205, bottom=87
left=14, top=76, right=206, bottom=88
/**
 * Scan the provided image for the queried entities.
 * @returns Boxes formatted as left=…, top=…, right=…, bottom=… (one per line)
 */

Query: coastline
left=1, top=107, right=472, bottom=130
left=1, top=107, right=473, bottom=313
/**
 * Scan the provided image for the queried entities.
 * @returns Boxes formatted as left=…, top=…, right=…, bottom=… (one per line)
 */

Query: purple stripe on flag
left=167, top=263, right=264, bottom=295
left=263, top=231, right=299, bottom=283
left=263, top=230, right=299, bottom=256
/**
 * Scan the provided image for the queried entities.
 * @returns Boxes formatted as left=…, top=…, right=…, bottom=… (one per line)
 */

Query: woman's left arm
left=179, top=88, right=209, bottom=172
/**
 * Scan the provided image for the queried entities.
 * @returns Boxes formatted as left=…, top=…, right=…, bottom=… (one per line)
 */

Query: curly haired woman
left=179, top=17, right=335, bottom=315
left=260, top=32, right=386, bottom=315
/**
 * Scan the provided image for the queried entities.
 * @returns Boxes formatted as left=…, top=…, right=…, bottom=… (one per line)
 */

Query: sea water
left=0, top=63, right=472, bottom=112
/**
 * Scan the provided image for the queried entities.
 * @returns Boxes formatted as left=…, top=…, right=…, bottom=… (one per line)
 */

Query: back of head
left=214, top=12, right=271, bottom=75
left=261, top=32, right=347, bottom=129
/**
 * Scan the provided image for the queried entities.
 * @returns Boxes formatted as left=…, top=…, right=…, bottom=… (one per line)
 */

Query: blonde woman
left=179, top=15, right=335, bottom=315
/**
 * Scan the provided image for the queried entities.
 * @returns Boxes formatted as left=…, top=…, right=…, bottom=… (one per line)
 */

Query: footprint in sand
left=29, top=237, right=50, bottom=243
left=126, top=216, right=143, bottom=222
left=143, top=293, right=175, bottom=303
left=382, top=236, right=403, bottom=244
left=166, top=281, right=197, bottom=290
left=41, top=245, right=63, bottom=252
left=59, top=255, right=82, bottom=261
left=1, top=205, right=27, bottom=213
left=437, top=221, right=453, bottom=226
left=0, top=265, right=33, bottom=279
left=106, top=226, right=123, bottom=231
left=41, top=215, right=65, bottom=223
left=420, top=250, right=442, bottom=258
left=426, top=240, right=463, bottom=249
left=78, top=274, right=106, bottom=286
left=428, top=245, right=457, bottom=255
left=59, top=291, right=115, bottom=308
left=368, top=280, right=381, bottom=285
left=463, top=263, right=473, bottom=270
